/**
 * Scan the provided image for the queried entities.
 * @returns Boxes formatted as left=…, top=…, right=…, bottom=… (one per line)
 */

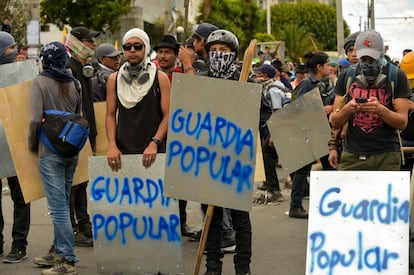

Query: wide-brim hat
left=153, top=34, right=179, bottom=54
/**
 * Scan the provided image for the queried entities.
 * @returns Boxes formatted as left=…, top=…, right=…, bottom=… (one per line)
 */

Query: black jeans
left=202, top=204, right=251, bottom=273
left=0, top=176, right=30, bottom=250
left=262, top=139, right=280, bottom=191
left=70, top=181, right=90, bottom=228
left=290, top=163, right=312, bottom=210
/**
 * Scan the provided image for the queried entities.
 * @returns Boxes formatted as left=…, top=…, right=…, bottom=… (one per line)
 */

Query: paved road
left=1, top=173, right=413, bottom=275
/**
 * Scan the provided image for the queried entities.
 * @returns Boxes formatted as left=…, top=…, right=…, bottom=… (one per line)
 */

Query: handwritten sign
left=164, top=73, right=261, bottom=211
left=306, top=171, right=410, bottom=275
left=88, top=154, right=183, bottom=274
left=268, top=88, right=331, bottom=175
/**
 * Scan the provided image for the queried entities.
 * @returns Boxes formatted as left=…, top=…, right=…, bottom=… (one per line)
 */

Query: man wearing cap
left=330, top=30, right=410, bottom=171
left=253, top=64, right=286, bottom=204
left=66, top=25, right=100, bottom=247
left=154, top=34, right=181, bottom=83
left=178, top=22, right=218, bottom=75
left=0, top=31, right=31, bottom=264
left=91, top=43, right=122, bottom=102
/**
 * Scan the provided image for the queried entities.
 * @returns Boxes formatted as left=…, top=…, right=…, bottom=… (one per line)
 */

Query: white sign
left=306, top=171, right=410, bottom=275
left=89, top=154, right=183, bottom=274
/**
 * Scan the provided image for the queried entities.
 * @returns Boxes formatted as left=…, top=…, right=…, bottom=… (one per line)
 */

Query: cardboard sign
left=306, top=171, right=410, bottom=275
left=0, top=59, right=39, bottom=178
left=0, top=81, right=92, bottom=202
left=88, top=154, right=183, bottom=274
left=268, top=88, right=331, bottom=175
left=93, top=101, right=108, bottom=156
left=164, top=73, right=261, bottom=211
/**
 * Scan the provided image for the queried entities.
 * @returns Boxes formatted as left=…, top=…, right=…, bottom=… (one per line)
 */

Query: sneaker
left=74, top=230, right=93, bottom=247
left=289, top=207, right=309, bottom=219
left=221, top=234, right=235, bottom=248
left=34, top=245, right=63, bottom=267
left=267, top=190, right=284, bottom=203
left=3, top=247, right=28, bottom=263
left=41, top=261, right=77, bottom=275
left=221, top=245, right=236, bottom=254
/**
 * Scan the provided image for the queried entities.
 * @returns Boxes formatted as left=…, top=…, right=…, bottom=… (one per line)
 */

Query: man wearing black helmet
left=199, top=29, right=252, bottom=275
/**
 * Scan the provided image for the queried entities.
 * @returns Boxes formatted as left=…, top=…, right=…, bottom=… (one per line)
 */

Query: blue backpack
left=39, top=110, right=90, bottom=157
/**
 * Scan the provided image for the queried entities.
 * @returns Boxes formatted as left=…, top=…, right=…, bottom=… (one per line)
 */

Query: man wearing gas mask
left=65, top=26, right=100, bottom=247
left=330, top=30, right=411, bottom=171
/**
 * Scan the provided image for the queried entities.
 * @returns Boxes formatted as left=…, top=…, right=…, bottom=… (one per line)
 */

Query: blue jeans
left=39, top=154, right=78, bottom=263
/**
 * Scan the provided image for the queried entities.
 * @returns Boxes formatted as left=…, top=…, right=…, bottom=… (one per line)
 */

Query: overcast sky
left=342, top=0, right=414, bottom=60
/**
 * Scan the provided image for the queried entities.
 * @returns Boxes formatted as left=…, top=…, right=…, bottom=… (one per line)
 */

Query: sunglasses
left=123, top=43, right=144, bottom=51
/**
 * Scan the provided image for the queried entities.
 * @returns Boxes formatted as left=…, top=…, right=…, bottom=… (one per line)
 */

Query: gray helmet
left=344, top=31, right=360, bottom=52
left=206, top=29, right=239, bottom=53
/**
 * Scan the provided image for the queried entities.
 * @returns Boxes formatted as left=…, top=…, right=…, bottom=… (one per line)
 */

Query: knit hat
left=343, top=31, right=360, bottom=53
left=122, top=28, right=151, bottom=57
left=0, top=31, right=16, bottom=55
left=355, top=30, right=384, bottom=60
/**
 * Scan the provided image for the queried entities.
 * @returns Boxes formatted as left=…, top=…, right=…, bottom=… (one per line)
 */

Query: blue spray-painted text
left=309, top=231, right=399, bottom=275
left=319, top=184, right=409, bottom=225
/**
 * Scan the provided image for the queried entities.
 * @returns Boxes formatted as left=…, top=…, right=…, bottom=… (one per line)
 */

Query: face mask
left=0, top=49, right=18, bottom=65
left=360, top=58, right=381, bottom=83
left=208, top=51, right=236, bottom=79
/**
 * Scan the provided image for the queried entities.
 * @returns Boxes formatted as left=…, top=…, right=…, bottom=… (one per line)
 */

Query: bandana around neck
left=117, top=58, right=157, bottom=109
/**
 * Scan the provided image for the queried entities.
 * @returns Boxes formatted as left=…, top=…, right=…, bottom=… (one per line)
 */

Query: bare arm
left=105, top=72, right=122, bottom=171
left=142, top=71, right=171, bottom=168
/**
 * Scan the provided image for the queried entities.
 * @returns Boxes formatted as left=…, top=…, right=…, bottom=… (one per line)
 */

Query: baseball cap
left=71, top=26, right=100, bottom=41
left=192, top=23, right=218, bottom=40
left=254, top=64, right=276, bottom=78
left=95, top=43, right=122, bottom=59
left=355, top=30, right=383, bottom=60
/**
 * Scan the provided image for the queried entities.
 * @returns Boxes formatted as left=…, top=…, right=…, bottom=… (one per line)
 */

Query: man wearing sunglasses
left=65, top=26, right=100, bottom=247
left=106, top=28, right=170, bottom=171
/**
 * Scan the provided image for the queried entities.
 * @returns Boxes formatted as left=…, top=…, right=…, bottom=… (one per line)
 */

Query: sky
left=342, top=0, right=414, bottom=60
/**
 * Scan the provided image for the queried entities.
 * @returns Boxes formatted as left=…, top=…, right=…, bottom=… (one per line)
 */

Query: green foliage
left=254, top=33, right=276, bottom=43
left=196, top=0, right=262, bottom=56
left=40, top=0, right=133, bottom=33
left=0, top=0, right=29, bottom=46
left=269, top=2, right=350, bottom=52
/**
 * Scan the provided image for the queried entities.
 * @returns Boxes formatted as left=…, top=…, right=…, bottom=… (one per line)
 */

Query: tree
left=40, top=0, right=133, bottom=33
left=0, top=0, right=29, bottom=46
left=196, top=0, right=262, bottom=57
left=268, top=2, right=350, bottom=52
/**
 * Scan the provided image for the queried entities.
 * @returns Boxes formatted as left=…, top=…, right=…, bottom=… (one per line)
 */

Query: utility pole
left=336, top=0, right=344, bottom=57
left=266, top=0, right=271, bottom=35
left=367, top=0, right=375, bottom=29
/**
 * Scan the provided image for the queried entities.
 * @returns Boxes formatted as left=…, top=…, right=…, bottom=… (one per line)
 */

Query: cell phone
left=355, top=97, right=367, bottom=103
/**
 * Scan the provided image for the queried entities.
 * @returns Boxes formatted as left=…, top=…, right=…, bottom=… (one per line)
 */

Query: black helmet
left=206, top=29, right=239, bottom=53
left=344, top=31, right=360, bottom=52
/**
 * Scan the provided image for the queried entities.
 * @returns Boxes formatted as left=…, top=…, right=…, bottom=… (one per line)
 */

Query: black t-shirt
left=335, top=63, right=411, bottom=155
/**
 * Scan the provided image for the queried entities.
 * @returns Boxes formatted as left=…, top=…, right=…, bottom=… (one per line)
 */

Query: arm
left=105, top=72, right=122, bottom=171
left=178, top=45, right=196, bottom=75
left=142, top=71, right=171, bottom=168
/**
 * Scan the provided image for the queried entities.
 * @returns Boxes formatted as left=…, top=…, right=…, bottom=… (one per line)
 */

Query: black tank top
left=116, top=72, right=166, bottom=154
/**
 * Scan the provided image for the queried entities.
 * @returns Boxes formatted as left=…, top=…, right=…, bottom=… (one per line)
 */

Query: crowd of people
left=0, top=19, right=414, bottom=275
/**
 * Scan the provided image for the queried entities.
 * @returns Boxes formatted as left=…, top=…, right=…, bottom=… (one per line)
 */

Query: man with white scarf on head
left=106, top=28, right=171, bottom=171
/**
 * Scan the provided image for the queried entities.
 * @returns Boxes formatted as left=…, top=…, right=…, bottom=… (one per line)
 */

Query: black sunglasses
left=123, top=43, right=144, bottom=51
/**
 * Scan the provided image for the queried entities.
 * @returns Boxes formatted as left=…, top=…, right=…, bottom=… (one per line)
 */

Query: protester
left=91, top=43, right=122, bottom=102
left=253, top=64, right=286, bottom=203
left=28, top=41, right=80, bottom=275
left=328, top=31, right=361, bottom=169
left=330, top=30, right=410, bottom=171
left=0, top=30, right=31, bottom=264
left=197, top=29, right=252, bottom=275
left=1, top=17, right=11, bottom=33
left=66, top=25, right=100, bottom=247
left=289, top=51, right=331, bottom=219
left=154, top=34, right=181, bottom=82
left=105, top=27, right=170, bottom=171
left=179, top=22, right=218, bottom=75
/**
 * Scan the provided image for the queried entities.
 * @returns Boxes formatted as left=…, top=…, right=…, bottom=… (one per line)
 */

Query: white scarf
left=117, top=59, right=157, bottom=109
